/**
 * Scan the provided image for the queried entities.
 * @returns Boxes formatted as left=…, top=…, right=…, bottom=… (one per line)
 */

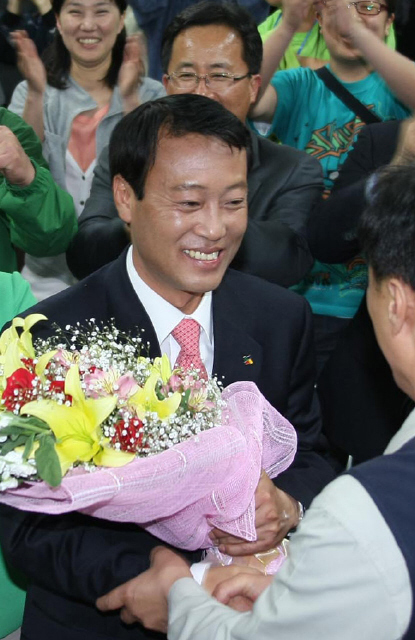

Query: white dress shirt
left=168, top=410, right=415, bottom=640
left=126, top=247, right=214, bottom=374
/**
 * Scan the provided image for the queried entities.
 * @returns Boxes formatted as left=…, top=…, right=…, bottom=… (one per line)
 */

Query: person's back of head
left=360, top=165, right=415, bottom=291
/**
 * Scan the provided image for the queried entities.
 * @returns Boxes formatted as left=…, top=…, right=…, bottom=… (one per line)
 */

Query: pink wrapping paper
left=0, top=382, right=297, bottom=550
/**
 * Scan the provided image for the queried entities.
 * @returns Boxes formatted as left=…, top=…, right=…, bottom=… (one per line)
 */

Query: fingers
left=96, top=583, right=127, bottom=613
left=120, top=606, right=139, bottom=626
left=213, top=573, right=271, bottom=606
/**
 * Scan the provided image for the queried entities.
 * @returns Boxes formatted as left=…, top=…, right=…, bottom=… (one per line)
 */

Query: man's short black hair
left=359, top=165, right=415, bottom=290
left=161, top=1, right=263, bottom=75
left=109, top=94, right=252, bottom=200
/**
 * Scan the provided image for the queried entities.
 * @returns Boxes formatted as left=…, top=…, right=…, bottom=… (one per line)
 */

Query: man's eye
left=180, top=201, right=199, bottom=208
left=210, top=73, right=230, bottom=82
left=178, top=73, right=196, bottom=81
left=226, top=199, right=245, bottom=208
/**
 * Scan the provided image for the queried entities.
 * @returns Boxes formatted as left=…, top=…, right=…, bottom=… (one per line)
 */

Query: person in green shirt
left=0, top=270, right=36, bottom=639
left=258, top=0, right=395, bottom=70
left=0, top=107, right=77, bottom=273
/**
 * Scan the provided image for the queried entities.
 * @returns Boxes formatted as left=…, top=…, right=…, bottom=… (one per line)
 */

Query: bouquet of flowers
left=0, top=314, right=297, bottom=556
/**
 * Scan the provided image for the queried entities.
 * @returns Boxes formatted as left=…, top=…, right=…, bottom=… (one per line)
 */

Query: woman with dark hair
left=8, top=0, right=164, bottom=300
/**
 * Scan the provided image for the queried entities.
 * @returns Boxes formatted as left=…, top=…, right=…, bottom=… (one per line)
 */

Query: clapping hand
left=11, top=30, right=46, bottom=96
left=282, top=0, right=320, bottom=32
left=322, top=0, right=365, bottom=40
left=0, top=125, right=35, bottom=186
left=118, top=33, right=146, bottom=113
left=210, top=471, right=300, bottom=556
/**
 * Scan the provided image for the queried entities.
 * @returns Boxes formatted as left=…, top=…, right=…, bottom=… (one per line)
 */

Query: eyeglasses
left=166, top=71, right=251, bottom=91
left=347, top=1, right=389, bottom=15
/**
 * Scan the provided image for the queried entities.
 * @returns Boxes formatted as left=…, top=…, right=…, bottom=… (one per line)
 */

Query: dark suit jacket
left=67, top=131, right=322, bottom=287
left=0, top=256, right=334, bottom=640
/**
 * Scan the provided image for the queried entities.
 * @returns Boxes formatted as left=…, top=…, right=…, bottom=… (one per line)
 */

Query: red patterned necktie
left=171, top=318, right=208, bottom=380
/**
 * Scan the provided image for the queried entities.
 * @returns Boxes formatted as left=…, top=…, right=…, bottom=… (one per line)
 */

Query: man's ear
left=384, top=13, right=394, bottom=37
left=162, top=74, right=169, bottom=91
left=249, top=74, right=262, bottom=105
left=387, top=278, right=414, bottom=335
left=113, top=174, right=134, bottom=224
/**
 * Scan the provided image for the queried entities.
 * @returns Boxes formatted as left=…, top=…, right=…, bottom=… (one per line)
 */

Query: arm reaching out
left=251, top=0, right=318, bottom=121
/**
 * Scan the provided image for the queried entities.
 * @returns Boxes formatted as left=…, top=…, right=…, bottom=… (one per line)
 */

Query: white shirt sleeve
left=168, top=475, right=411, bottom=640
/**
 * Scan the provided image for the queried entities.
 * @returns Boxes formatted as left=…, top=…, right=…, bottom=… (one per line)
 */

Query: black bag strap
left=316, top=66, right=382, bottom=125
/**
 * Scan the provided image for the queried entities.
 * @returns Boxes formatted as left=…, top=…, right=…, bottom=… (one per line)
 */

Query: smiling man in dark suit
left=0, top=94, right=334, bottom=640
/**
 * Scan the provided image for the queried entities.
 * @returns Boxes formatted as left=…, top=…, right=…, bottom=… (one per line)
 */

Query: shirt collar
left=385, top=407, right=415, bottom=455
left=126, top=246, right=213, bottom=346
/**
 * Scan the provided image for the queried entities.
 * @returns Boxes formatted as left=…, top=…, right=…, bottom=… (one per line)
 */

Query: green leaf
left=23, top=434, right=35, bottom=461
left=35, top=435, right=62, bottom=487
left=0, top=434, right=29, bottom=454
left=180, top=388, right=191, bottom=410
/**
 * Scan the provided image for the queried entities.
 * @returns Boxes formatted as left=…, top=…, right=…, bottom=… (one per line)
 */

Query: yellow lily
left=152, top=354, right=173, bottom=384
left=0, top=314, right=47, bottom=359
left=21, top=364, right=133, bottom=475
left=0, top=314, right=48, bottom=389
left=129, top=362, right=181, bottom=420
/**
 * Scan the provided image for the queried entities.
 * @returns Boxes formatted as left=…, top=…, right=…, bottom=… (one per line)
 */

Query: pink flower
left=84, top=369, right=138, bottom=399
left=116, top=374, right=139, bottom=399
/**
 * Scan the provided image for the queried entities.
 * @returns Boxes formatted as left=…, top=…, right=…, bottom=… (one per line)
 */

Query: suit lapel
left=212, top=278, right=263, bottom=386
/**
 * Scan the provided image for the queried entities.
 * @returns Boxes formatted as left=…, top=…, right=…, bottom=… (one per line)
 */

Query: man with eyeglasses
left=67, top=1, right=323, bottom=290
left=250, top=0, right=415, bottom=375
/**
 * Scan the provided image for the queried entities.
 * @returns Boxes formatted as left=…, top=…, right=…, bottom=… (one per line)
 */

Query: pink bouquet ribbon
left=0, top=381, right=297, bottom=550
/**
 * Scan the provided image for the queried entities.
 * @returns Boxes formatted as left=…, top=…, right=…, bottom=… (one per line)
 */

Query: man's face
left=114, top=133, right=248, bottom=314
left=163, top=25, right=261, bottom=122
left=320, top=1, right=393, bottom=62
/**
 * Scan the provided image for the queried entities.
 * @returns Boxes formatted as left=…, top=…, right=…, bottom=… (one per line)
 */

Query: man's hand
left=11, top=31, right=46, bottom=95
left=281, top=0, right=318, bottom=34
left=213, top=572, right=273, bottom=610
left=322, top=0, right=365, bottom=41
left=204, top=565, right=263, bottom=611
left=119, top=34, right=146, bottom=113
left=96, top=546, right=191, bottom=633
left=210, top=471, right=299, bottom=555
left=0, top=125, right=35, bottom=186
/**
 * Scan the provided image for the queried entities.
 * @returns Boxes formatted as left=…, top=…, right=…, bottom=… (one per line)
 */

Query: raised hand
left=0, top=125, right=35, bottom=186
left=210, top=471, right=300, bottom=556
left=282, top=0, right=319, bottom=32
left=11, top=30, right=46, bottom=95
left=118, top=33, right=146, bottom=113
left=321, top=0, right=365, bottom=40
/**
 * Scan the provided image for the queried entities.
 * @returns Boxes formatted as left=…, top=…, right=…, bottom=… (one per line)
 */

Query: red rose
left=2, top=367, right=38, bottom=411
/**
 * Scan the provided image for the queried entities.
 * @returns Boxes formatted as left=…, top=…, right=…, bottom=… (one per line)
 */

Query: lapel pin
left=243, top=355, right=254, bottom=366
